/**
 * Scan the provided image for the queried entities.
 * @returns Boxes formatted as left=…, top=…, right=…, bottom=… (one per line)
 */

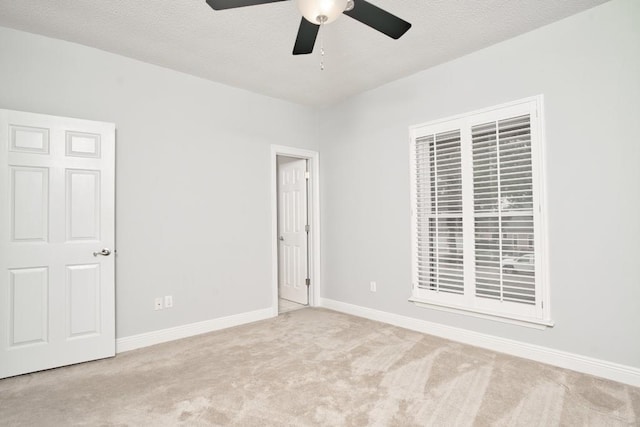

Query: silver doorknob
left=279, top=236, right=284, bottom=241
left=93, top=248, right=111, bottom=257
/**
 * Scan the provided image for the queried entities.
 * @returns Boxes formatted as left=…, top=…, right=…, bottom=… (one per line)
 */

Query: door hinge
left=305, top=278, right=311, bottom=287
left=541, top=301, right=544, bottom=309
left=305, top=224, right=310, bottom=233
left=305, top=171, right=310, bottom=180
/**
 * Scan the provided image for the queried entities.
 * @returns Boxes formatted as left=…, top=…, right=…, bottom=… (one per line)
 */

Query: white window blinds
left=415, top=130, right=464, bottom=295
left=472, top=115, right=536, bottom=305
left=410, top=96, right=549, bottom=326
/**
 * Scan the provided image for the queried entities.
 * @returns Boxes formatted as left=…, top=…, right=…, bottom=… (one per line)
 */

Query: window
left=409, top=96, right=551, bottom=327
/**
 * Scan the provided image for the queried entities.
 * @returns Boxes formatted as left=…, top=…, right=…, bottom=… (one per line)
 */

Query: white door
left=0, top=109, right=115, bottom=379
left=277, top=156, right=308, bottom=305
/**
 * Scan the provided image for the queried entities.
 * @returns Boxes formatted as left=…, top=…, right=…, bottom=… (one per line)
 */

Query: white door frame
left=270, top=145, right=320, bottom=316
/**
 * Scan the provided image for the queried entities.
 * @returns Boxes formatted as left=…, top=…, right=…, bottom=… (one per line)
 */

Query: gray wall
left=0, top=27, right=319, bottom=338
left=319, top=0, right=640, bottom=368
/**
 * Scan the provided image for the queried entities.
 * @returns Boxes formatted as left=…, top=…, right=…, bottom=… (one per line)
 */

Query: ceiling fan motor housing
left=295, top=0, right=349, bottom=24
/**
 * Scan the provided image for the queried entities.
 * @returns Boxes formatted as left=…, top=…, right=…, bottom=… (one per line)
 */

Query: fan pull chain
left=319, top=20, right=325, bottom=71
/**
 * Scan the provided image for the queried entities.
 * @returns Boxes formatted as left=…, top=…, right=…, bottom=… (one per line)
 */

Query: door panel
left=66, top=169, right=100, bottom=241
left=11, top=167, right=49, bottom=242
left=66, top=131, right=101, bottom=158
left=9, top=267, right=48, bottom=347
left=0, top=109, right=115, bottom=379
left=67, top=264, right=100, bottom=338
left=10, top=125, right=49, bottom=154
left=277, top=157, right=308, bottom=305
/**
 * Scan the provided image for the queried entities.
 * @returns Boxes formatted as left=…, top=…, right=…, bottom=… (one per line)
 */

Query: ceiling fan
left=205, top=0, right=412, bottom=55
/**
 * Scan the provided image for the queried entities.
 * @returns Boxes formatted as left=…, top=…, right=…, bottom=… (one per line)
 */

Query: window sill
left=408, top=297, right=555, bottom=330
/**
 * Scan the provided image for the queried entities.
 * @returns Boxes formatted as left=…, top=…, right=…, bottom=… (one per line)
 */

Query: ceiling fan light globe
left=295, top=0, right=348, bottom=24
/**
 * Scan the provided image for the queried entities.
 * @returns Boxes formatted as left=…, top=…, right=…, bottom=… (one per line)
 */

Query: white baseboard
left=320, top=298, right=640, bottom=387
left=116, top=308, right=274, bottom=353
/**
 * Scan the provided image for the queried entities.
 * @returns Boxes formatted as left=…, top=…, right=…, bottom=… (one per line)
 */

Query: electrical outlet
left=154, top=297, right=163, bottom=311
left=164, top=295, right=173, bottom=308
left=370, top=281, right=377, bottom=292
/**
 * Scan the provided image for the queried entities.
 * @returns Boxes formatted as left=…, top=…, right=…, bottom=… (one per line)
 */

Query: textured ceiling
left=0, top=0, right=609, bottom=106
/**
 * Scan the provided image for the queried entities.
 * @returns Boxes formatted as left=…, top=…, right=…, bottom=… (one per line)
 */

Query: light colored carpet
left=1, top=308, right=638, bottom=426
left=279, top=298, right=306, bottom=314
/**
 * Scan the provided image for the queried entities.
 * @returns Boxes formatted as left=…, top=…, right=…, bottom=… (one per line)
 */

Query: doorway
left=277, top=156, right=308, bottom=310
left=270, top=146, right=320, bottom=316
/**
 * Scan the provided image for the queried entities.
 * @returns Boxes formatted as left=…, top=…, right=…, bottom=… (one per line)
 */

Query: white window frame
left=409, top=96, right=552, bottom=329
